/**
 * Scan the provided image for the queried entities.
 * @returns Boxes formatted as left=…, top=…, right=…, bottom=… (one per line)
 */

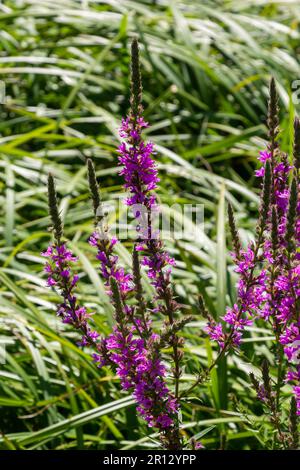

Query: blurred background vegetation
left=0, top=0, right=299, bottom=450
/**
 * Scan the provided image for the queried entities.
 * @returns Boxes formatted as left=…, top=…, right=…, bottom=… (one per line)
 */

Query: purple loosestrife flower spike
left=267, top=78, right=279, bottom=208
left=227, top=202, right=242, bottom=259
left=241, top=88, right=300, bottom=418
left=87, top=144, right=181, bottom=449
left=87, top=159, right=134, bottom=299
left=43, top=175, right=100, bottom=350
left=206, top=161, right=272, bottom=352
left=293, top=117, right=300, bottom=172
left=47, top=174, right=63, bottom=243
left=118, top=38, right=183, bottom=402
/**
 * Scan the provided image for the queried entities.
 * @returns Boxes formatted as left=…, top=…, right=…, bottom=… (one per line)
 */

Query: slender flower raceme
left=87, top=159, right=133, bottom=301
left=84, top=39, right=191, bottom=449
left=42, top=175, right=100, bottom=350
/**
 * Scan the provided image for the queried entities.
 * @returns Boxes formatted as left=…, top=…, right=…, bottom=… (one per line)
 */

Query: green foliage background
left=0, top=0, right=299, bottom=450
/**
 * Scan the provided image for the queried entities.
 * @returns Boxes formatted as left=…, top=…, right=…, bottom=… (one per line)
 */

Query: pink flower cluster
left=118, top=116, right=159, bottom=208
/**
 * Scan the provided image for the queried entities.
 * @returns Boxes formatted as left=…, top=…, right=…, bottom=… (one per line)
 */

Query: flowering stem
left=275, top=346, right=283, bottom=411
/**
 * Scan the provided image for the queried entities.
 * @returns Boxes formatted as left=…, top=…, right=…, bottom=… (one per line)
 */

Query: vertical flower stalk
left=253, top=86, right=300, bottom=418
left=117, top=38, right=184, bottom=405
left=205, top=79, right=300, bottom=425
